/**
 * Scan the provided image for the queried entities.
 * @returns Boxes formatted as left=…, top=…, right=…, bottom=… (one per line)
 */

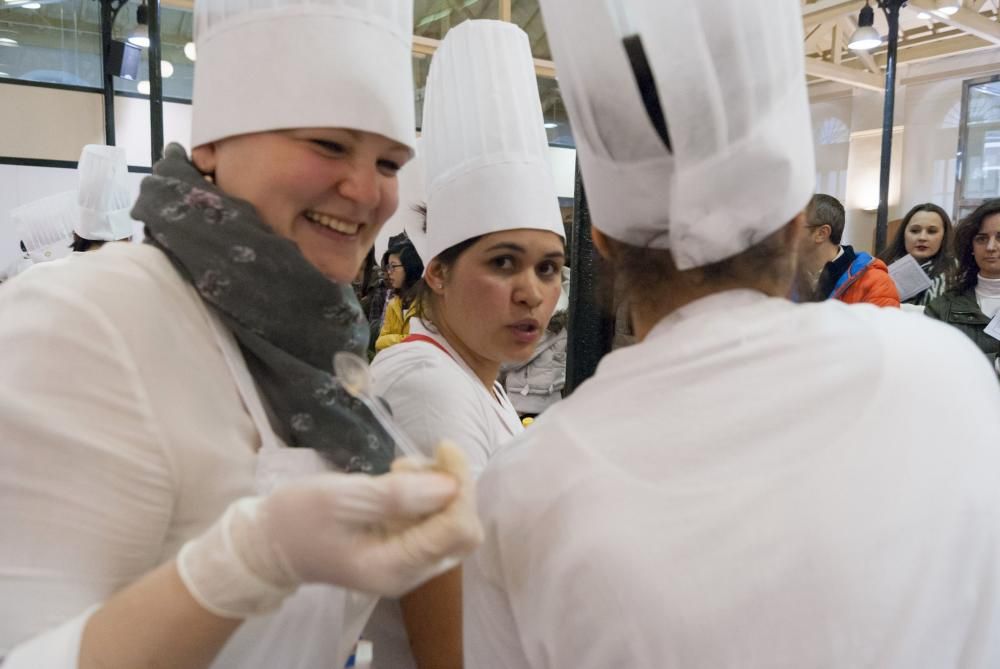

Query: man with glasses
left=796, top=194, right=900, bottom=306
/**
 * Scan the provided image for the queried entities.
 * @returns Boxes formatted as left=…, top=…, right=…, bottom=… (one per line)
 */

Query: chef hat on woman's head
left=76, top=144, right=134, bottom=242
left=375, top=139, right=425, bottom=263
left=12, top=191, right=77, bottom=263
left=418, top=20, right=564, bottom=264
left=538, top=0, right=815, bottom=270
left=191, top=0, right=416, bottom=153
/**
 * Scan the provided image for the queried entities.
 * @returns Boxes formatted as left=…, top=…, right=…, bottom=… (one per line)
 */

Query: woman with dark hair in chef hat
left=464, top=0, right=1000, bottom=666
left=0, top=1, right=481, bottom=667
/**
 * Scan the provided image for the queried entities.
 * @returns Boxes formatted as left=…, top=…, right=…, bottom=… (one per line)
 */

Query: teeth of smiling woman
left=305, top=211, right=360, bottom=235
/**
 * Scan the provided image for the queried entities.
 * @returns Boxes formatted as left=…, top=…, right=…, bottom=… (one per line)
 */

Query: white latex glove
left=177, top=442, right=483, bottom=619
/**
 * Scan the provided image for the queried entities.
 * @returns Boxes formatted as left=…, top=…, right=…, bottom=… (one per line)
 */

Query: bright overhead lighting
left=128, top=1, right=149, bottom=48
left=543, top=122, right=558, bottom=129
left=916, top=11, right=932, bottom=19
left=19, top=2, right=41, bottom=8
left=0, top=72, right=9, bottom=77
left=137, top=80, right=150, bottom=95
left=934, top=0, right=961, bottom=15
left=127, top=27, right=149, bottom=49
left=848, top=2, right=881, bottom=51
left=0, top=37, right=18, bottom=47
left=183, top=41, right=196, bottom=61
left=160, top=59, right=173, bottom=78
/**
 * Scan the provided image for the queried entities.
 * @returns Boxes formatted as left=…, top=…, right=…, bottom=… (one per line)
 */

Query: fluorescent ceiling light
left=0, top=72, right=9, bottom=77
left=543, top=122, right=558, bottom=129
left=0, top=38, right=19, bottom=47
left=20, top=2, right=41, bottom=8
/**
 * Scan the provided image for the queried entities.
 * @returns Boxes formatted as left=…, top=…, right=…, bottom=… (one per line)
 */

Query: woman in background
left=879, top=203, right=954, bottom=305
left=375, top=239, right=424, bottom=352
left=926, top=199, right=1000, bottom=375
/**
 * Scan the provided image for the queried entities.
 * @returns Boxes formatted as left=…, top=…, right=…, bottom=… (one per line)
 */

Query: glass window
left=957, top=76, right=1000, bottom=218
left=0, top=0, right=102, bottom=87
left=538, top=75, right=572, bottom=147
left=114, top=5, right=194, bottom=100
left=414, top=0, right=499, bottom=41
left=511, top=0, right=548, bottom=59
left=414, top=52, right=430, bottom=131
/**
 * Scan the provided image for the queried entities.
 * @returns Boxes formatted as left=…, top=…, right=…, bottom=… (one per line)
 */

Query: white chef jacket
left=365, top=317, right=523, bottom=668
left=0, top=243, right=372, bottom=668
left=465, top=289, right=1000, bottom=669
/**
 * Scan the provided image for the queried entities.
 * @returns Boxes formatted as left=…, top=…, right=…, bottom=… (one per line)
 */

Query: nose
left=513, top=272, right=544, bottom=309
left=337, top=161, right=382, bottom=212
left=988, top=235, right=999, bottom=252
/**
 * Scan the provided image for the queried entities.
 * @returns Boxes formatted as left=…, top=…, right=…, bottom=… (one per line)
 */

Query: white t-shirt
left=465, top=290, right=1000, bottom=669
left=365, top=318, right=523, bottom=668
left=0, top=243, right=369, bottom=668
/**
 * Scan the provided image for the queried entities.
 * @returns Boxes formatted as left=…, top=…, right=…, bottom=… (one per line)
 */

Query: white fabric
left=365, top=318, right=522, bottom=667
left=10, top=190, right=76, bottom=263
left=537, top=0, right=815, bottom=269
left=75, top=144, right=134, bottom=242
left=466, top=291, right=1000, bottom=668
left=375, top=139, right=425, bottom=262
left=975, top=274, right=1000, bottom=319
left=191, top=0, right=415, bottom=151
left=417, top=20, right=564, bottom=264
left=0, top=244, right=372, bottom=668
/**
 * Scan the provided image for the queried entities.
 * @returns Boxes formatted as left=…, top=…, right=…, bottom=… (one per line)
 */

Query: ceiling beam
left=906, top=0, right=1000, bottom=44
left=804, top=57, right=885, bottom=90
left=802, top=0, right=865, bottom=26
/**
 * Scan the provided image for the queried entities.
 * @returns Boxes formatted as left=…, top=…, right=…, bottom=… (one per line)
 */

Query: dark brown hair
left=878, top=203, right=954, bottom=279
left=411, top=204, right=483, bottom=327
left=71, top=233, right=103, bottom=253
left=605, top=222, right=795, bottom=309
left=951, top=199, right=1000, bottom=294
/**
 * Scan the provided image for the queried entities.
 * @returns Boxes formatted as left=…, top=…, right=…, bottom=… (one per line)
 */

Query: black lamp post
left=97, top=0, right=164, bottom=164
left=871, top=0, right=907, bottom=253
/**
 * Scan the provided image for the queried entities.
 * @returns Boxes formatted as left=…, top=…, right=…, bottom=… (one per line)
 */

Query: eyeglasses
left=386, top=263, right=404, bottom=271
left=972, top=232, right=1000, bottom=246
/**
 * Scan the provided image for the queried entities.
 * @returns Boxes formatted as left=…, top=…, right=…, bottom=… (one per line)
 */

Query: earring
left=203, top=172, right=215, bottom=184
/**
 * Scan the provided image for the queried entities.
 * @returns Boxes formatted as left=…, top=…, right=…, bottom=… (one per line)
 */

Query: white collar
left=976, top=274, right=1000, bottom=299
left=646, top=289, right=771, bottom=341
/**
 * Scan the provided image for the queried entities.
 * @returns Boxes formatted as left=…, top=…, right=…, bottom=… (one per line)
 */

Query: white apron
left=205, top=312, right=377, bottom=669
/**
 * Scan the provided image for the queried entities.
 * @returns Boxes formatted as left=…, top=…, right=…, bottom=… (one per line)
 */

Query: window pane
left=0, top=1, right=102, bottom=87
left=414, top=0, right=499, bottom=41
left=538, top=75, right=572, bottom=147
left=960, top=80, right=1000, bottom=201
left=414, top=52, right=430, bottom=130
left=511, top=0, right=548, bottom=59
left=114, top=5, right=194, bottom=101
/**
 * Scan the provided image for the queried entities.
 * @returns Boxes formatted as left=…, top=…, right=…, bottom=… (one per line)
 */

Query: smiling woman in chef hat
left=462, top=0, right=1000, bottom=667
left=365, top=17, right=566, bottom=668
left=0, top=1, right=483, bottom=668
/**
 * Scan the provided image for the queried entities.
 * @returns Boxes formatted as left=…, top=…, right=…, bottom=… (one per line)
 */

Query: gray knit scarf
left=133, top=143, right=393, bottom=474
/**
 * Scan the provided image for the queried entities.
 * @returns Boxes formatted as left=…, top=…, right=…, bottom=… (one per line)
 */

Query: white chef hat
left=191, top=0, right=416, bottom=153
left=538, top=0, right=815, bottom=270
left=417, top=20, right=564, bottom=264
left=375, top=138, right=425, bottom=263
left=75, top=144, right=134, bottom=242
left=12, top=190, right=77, bottom=263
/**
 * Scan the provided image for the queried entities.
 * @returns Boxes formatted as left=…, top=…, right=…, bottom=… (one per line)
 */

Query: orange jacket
left=833, top=257, right=900, bottom=307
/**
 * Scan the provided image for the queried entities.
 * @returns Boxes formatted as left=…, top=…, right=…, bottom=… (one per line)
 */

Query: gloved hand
left=177, top=442, right=483, bottom=619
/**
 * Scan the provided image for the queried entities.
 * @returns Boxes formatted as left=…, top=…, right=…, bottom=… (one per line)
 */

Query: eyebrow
left=485, top=242, right=566, bottom=259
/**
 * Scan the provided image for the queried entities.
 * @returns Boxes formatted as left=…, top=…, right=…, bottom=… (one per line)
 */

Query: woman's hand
left=177, top=442, right=483, bottom=619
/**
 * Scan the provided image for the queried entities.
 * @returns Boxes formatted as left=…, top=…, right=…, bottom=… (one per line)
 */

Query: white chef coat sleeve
left=0, top=277, right=175, bottom=661
left=375, top=355, right=493, bottom=478
left=1, top=607, right=96, bottom=668
left=462, top=454, right=533, bottom=668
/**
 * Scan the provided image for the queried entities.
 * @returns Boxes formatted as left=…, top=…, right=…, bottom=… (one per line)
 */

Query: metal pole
left=147, top=0, right=164, bottom=163
left=99, top=0, right=116, bottom=145
left=874, top=0, right=904, bottom=254
left=565, top=160, right=615, bottom=395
